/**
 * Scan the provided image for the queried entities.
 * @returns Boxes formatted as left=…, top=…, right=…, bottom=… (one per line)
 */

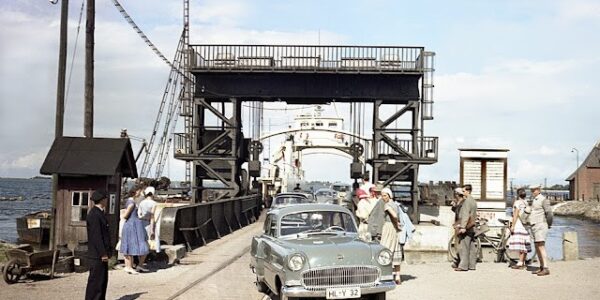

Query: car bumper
left=282, top=281, right=396, bottom=297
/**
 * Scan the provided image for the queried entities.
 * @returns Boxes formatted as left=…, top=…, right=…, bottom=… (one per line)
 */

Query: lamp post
left=571, top=148, right=579, bottom=200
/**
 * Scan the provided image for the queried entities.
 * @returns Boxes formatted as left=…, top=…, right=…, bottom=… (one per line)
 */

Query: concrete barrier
left=404, top=224, right=453, bottom=252
left=419, top=205, right=455, bottom=227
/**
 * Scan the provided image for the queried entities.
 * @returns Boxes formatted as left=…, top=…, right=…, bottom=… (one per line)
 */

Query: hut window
left=328, top=122, right=337, bottom=127
left=315, top=122, right=323, bottom=127
left=71, top=191, right=90, bottom=222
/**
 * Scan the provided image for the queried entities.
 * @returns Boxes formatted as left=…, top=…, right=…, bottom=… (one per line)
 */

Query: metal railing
left=188, top=45, right=425, bottom=73
left=158, top=195, right=261, bottom=247
left=377, top=136, right=438, bottom=161
left=173, top=133, right=190, bottom=159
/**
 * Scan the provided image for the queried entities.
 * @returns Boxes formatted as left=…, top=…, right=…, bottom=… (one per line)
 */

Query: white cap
left=381, top=187, right=393, bottom=198
left=454, top=187, right=464, bottom=195
left=144, top=186, right=155, bottom=196
left=530, top=184, right=542, bottom=190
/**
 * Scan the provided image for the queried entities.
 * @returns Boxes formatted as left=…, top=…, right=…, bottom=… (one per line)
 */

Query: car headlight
left=287, top=254, right=305, bottom=271
left=377, top=249, right=392, bottom=266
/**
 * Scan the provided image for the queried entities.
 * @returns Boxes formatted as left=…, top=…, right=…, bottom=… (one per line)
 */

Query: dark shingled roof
left=40, top=137, right=138, bottom=178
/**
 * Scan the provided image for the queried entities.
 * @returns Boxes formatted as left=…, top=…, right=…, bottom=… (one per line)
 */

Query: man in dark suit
left=85, top=190, right=111, bottom=300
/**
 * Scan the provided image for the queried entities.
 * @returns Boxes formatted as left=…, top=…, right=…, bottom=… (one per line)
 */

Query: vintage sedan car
left=250, top=204, right=395, bottom=300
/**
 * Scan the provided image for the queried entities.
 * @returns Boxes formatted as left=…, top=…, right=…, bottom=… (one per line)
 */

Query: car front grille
left=301, top=266, right=380, bottom=290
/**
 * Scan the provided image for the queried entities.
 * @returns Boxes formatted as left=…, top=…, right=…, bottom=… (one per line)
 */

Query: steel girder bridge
left=173, top=44, right=438, bottom=222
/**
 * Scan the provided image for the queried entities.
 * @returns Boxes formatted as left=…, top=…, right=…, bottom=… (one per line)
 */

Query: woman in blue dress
left=120, top=187, right=150, bottom=274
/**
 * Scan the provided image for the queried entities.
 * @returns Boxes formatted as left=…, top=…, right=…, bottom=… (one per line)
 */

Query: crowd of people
left=450, top=184, right=553, bottom=276
left=353, top=175, right=415, bottom=285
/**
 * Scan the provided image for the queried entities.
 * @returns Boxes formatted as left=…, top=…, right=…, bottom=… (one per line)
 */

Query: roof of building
left=40, top=137, right=138, bottom=178
left=566, top=141, right=600, bottom=181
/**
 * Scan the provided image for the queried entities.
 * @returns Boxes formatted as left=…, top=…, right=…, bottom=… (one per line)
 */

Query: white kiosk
left=459, top=148, right=509, bottom=227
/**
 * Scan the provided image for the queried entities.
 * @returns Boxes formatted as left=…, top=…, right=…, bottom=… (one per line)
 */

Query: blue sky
left=1, top=0, right=599, bottom=186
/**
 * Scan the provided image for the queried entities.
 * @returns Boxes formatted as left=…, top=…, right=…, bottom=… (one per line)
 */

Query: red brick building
left=566, top=141, right=600, bottom=201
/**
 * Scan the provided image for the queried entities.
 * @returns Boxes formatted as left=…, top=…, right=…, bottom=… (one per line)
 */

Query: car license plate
left=326, top=287, right=361, bottom=299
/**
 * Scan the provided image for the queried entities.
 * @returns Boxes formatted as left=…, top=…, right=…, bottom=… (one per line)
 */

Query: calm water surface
left=0, top=178, right=51, bottom=243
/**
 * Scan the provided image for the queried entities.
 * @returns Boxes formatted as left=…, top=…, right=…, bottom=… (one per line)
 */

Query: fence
left=158, top=195, right=261, bottom=250
left=188, top=45, right=426, bottom=73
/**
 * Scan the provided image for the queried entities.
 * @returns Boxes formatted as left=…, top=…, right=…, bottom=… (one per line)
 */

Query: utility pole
left=571, top=148, right=579, bottom=200
left=50, top=0, right=69, bottom=250
left=84, top=0, right=95, bottom=138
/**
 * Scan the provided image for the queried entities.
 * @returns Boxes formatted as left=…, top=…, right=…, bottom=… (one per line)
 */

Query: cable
left=64, top=0, right=85, bottom=106
left=111, top=0, right=175, bottom=69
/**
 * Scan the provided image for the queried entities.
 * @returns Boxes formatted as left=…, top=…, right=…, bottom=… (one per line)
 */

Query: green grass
left=0, top=243, right=13, bottom=264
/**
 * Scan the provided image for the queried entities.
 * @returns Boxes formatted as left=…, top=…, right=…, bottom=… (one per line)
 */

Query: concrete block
left=563, top=231, right=579, bottom=261
left=163, top=244, right=187, bottom=265
left=419, top=205, right=455, bottom=227
left=404, top=224, right=453, bottom=252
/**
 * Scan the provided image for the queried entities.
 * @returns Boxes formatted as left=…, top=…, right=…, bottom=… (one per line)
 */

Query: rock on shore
left=553, top=201, right=600, bottom=222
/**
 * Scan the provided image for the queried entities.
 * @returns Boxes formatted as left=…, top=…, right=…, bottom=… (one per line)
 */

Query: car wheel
left=268, top=286, right=299, bottom=300
left=367, top=292, right=386, bottom=300
left=256, top=277, right=270, bottom=294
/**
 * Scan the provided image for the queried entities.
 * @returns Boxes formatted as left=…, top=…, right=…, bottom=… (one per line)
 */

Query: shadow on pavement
left=116, top=292, right=148, bottom=300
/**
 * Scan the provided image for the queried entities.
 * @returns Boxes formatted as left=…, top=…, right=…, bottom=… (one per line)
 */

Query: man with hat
left=528, top=184, right=553, bottom=276
left=85, top=189, right=111, bottom=300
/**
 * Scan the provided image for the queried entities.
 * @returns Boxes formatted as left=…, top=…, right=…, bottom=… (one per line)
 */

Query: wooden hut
left=566, top=141, right=600, bottom=201
left=40, top=137, right=138, bottom=250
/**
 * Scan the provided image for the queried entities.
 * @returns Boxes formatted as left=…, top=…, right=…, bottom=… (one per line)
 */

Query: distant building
left=566, top=141, right=600, bottom=201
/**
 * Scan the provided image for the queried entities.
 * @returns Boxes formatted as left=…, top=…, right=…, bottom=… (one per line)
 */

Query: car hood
left=279, top=234, right=376, bottom=268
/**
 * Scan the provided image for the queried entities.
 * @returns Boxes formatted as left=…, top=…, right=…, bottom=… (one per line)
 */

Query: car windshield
left=279, top=210, right=357, bottom=236
left=316, top=190, right=333, bottom=196
left=332, top=185, right=350, bottom=192
left=274, top=196, right=310, bottom=205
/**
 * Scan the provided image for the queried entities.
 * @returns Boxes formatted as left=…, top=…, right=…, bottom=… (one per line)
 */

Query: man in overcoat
left=85, top=190, right=111, bottom=300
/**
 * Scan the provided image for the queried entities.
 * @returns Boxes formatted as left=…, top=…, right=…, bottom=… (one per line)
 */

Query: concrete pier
left=2, top=213, right=600, bottom=300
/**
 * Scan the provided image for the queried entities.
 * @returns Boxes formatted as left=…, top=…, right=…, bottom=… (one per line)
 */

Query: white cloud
left=529, top=145, right=558, bottom=156
left=0, top=150, right=47, bottom=170
left=557, top=0, right=600, bottom=21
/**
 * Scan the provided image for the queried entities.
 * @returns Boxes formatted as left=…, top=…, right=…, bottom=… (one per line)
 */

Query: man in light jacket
left=528, top=184, right=553, bottom=276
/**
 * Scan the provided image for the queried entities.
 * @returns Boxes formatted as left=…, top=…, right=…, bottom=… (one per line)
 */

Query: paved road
left=182, top=252, right=600, bottom=300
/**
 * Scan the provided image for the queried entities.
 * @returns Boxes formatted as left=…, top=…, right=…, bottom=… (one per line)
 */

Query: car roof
left=276, top=192, right=311, bottom=197
left=268, top=203, right=351, bottom=216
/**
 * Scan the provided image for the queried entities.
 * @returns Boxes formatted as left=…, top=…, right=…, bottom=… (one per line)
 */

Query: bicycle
left=448, top=218, right=537, bottom=264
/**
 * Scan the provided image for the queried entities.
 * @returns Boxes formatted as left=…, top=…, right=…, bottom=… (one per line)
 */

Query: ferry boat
left=262, top=106, right=359, bottom=194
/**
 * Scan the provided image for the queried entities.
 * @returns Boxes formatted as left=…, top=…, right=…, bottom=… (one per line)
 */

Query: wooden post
left=563, top=231, right=579, bottom=261
left=84, top=0, right=95, bottom=138
left=50, top=0, right=69, bottom=251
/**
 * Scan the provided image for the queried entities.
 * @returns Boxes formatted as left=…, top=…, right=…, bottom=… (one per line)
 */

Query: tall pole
left=572, top=148, right=579, bottom=200
left=84, top=0, right=95, bottom=138
left=50, top=0, right=69, bottom=250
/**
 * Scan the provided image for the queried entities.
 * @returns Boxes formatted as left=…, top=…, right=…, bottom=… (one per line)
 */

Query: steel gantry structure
left=174, top=45, right=438, bottom=221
